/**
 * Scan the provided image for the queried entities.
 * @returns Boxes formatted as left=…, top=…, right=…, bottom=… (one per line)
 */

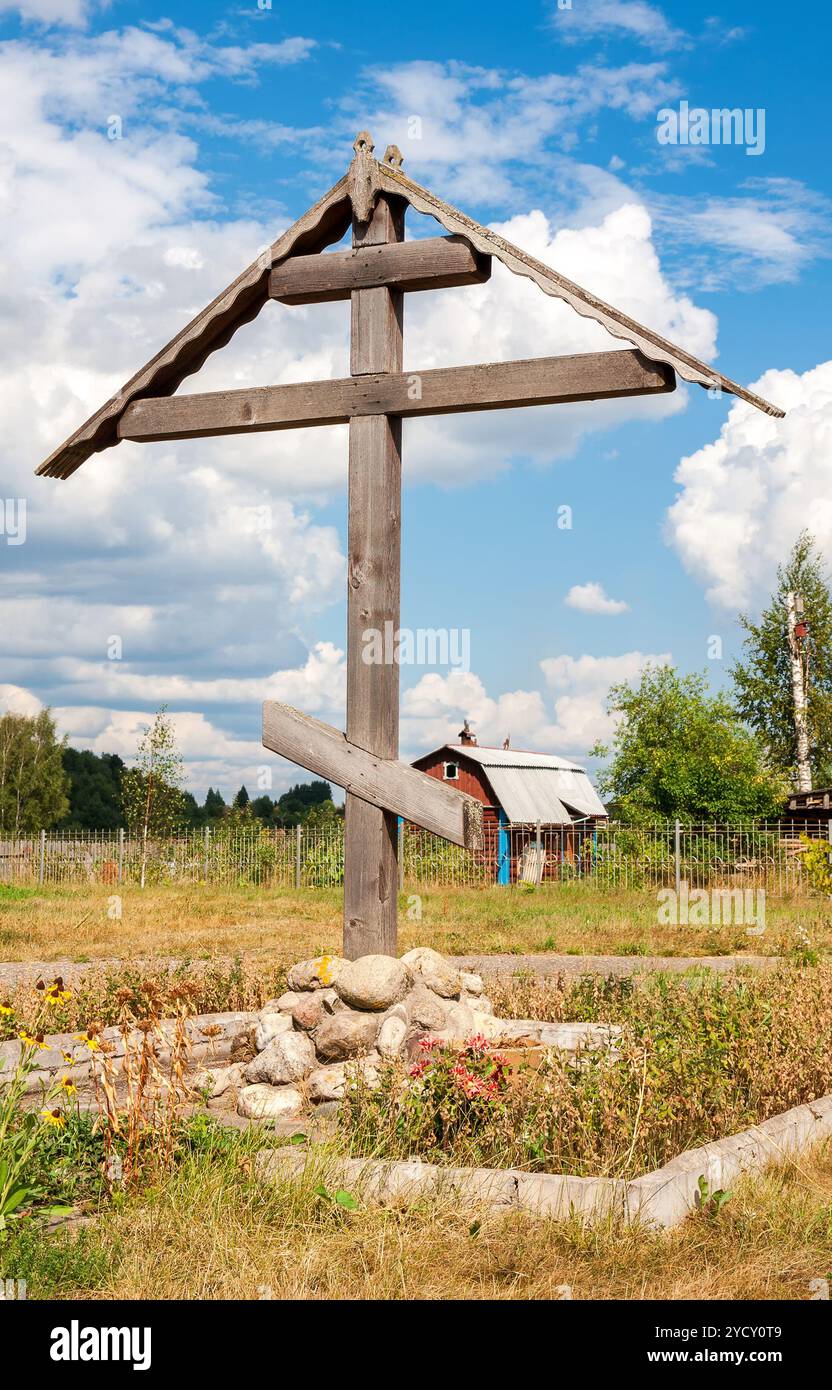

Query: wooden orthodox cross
left=36, top=132, right=784, bottom=959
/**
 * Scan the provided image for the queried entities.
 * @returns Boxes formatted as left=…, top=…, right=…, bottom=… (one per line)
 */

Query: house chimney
left=459, top=719, right=476, bottom=746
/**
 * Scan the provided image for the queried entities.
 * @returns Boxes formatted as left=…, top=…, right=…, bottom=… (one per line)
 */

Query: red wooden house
left=411, top=725, right=608, bottom=883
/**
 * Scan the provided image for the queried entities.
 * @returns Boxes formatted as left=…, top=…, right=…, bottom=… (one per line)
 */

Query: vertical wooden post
left=674, top=819, right=681, bottom=895
left=295, top=822, right=302, bottom=889
left=39, top=829, right=46, bottom=886
left=344, top=193, right=404, bottom=959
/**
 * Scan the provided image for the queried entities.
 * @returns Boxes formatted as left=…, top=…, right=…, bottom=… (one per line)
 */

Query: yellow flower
left=76, top=1031, right=101, bottom=1052
left=0, top=1000, right=13, bottom=1017
left=59, top=1075, right=77, bottom=1096
left=39, top=1107, right=66, bottom=1129
left=62, top=1050, right=74, bottom=1064
left=44, top=977, right=71, bottom=1005
left=18, top=1030, right=48, bottom=1050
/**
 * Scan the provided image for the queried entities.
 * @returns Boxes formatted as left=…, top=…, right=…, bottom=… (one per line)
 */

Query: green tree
left=592, top=665, right=786, bottom=822
left=731, top=532, right=832, bottom=787
left=276, top=780, right=333, bottom=826
left=121, top=707, right=186, bottom=887
left=60, top=748, right=125, bottom=830
left=250, top=794, right=278, bottom=825
left=0, top=710, right=69, bottom=834
left=203, top=788, right=226, bottom=822
left=233, top=784, right=250, bottom=810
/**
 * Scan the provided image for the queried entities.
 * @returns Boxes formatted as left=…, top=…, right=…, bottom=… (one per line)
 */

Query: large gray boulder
left=335, top=954, right=411, bottom=1011
left=313, top=1009, right=380, bottom=1060
left=401, top=947, right=461, bottom=999
left=245, top=1030, right=316, bottom=1085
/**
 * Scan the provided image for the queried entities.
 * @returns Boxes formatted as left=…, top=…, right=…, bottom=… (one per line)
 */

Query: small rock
left=313, top=1009, right=380, bottom=1060
left=245, top=1031, right=316, bottom=1086
left=459, top=971, right=484, bottom=997
left=405, top=981, right=449, bottom=1032
left=307, top=1062, right=347, bottom=1102
left=377, top=1013, right=408, bottom=1058
left=254, top=1011, right=294, bottom=1052
left=442, top=1002, right=477, bottom=1037
left=238, top=1083, right=303, bottom=1120
left=335, top=954, right=411, bottom=1011
left=401, top=947, right=461, bottom=999
left=275, top=992, right=302, bottom=1012
left=287, top=955, right=347, bottom=992
left=193, top=1062, right=245, bottom=1099
left=291, top=989, right=338, bottom=1032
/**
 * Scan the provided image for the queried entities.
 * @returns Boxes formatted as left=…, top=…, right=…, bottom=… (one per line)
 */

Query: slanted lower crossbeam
left=118, top=350, right=675, bottom=442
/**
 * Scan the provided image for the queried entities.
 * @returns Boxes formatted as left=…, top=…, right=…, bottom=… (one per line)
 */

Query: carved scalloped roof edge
left=36, top=140, right=783, bottom=481
left=372, top=158, right=784, bottom=421
left=36, top=175, right=352, bottom=479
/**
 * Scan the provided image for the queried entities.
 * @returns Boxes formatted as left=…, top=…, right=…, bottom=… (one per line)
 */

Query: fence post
left=674, top=819, right=681, bottom=894
left=203, top=826, right=210, bottom=882
left=38, top=829, right=46, bottom=885
left=295, top=824, right=302, bottom=889
left=118, top=827, right=124, bottom=883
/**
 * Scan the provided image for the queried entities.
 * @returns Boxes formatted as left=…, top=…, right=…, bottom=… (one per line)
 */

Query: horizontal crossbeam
left=270, top=235, right=491, bottom=303
left=262, top=701, right=483, bottom=850
left=119, top=350, right=675, bottom=442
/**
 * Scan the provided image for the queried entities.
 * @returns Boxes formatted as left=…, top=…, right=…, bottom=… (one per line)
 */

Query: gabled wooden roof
left=36, top=134, right=783, bottom=481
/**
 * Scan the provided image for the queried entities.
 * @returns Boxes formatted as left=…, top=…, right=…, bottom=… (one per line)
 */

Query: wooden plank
left=343, top=194, right=404, bottom=959
left=262, top=702, right=483, bottom=851
left=118, top=350, right=675, bottom=442
left=269, top=235, right=491, bottom=303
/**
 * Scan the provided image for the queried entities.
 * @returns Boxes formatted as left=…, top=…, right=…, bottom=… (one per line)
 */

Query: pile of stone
left=191, top=948, right=620, bottom=1124
left=225, top=948, right=494, bottom=1123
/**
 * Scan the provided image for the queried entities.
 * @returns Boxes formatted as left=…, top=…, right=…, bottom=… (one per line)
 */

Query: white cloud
left=400, top=649, right=671, bottom=760
left=666, top=360, right=832, bottom=611
left=0, top=0, right=90, bottom=24
left=551, top=0, right=687, bottom=52
left=565, top=581, right=628, bottom=614
left=0, top=684, right=43, bottom=716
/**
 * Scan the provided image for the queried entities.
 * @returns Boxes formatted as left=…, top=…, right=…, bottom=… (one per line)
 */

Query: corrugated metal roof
left=482, top=767, right=574, bottom=825
left=423, top=744, right=608, bottom=824
left=445, top=745, right=585, bottom=772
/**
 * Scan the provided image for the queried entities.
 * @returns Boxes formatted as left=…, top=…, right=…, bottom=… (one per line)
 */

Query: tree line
left=2, top=533, right=831, bottom=833
left=0, top=706, right=340, bottom=836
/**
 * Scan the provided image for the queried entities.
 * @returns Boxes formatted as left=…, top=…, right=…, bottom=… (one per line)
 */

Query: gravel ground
left=0, top=951, right=781, bottom=991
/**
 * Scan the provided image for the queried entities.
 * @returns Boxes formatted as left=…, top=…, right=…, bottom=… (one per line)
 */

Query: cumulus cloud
left=665, top=360, right=832, bottom=611
left=400, top=649, right=671, bottom=761
left=565, top=581, right=628, bottom=614
left=0, top=0, right=91, bottom=24
left=550, top=1, right=687, bottom=52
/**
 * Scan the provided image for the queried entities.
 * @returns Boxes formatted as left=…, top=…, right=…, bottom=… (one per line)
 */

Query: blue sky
left=0, top=0, right=830, bottom=801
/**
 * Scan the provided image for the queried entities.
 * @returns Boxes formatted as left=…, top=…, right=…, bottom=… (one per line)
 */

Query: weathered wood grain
left=344, top=195, right=404, bottom=958
left=269, top=235, right=491, bottom=303
left=118, top=349, right=675, bottom=441
left=261, top=702, right=483, bottom=851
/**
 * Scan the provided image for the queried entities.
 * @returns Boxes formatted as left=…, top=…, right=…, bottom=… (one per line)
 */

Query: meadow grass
left=0, top=880, right=827, bottom=964
left=4, top=1126, right=832, bottom=1301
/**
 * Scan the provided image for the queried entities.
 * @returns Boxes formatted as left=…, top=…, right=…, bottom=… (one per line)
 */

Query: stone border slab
left=256, top=1093, right=832, bottom=1230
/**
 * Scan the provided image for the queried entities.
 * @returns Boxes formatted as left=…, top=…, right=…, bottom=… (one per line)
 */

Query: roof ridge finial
left=382, top=143, right=404, bottom=169
left=349, top=130, right=380, bottom=223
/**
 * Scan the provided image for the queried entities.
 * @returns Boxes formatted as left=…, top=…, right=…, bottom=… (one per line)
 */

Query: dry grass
left=46, top=1138, right=832, bottom=1301
left=0, top=881, right=827, bottom=964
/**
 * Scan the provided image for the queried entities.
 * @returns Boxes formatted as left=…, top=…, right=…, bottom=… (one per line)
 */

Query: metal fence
left=1, top=819, right=830, bottom=894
